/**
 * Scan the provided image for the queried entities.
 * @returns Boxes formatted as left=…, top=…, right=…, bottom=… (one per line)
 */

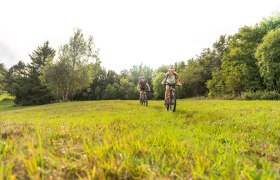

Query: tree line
left=1, top=12, right=280, bottom=105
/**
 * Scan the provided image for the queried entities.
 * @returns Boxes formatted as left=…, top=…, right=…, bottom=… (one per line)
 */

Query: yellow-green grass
left=0, top=93, right=14, bottom=101
left=0, top=99, right=279, bottom=179
left=0, top=93, right=16, bottom=113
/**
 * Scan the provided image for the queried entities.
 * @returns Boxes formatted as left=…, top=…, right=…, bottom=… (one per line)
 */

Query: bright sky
left=0, top=0, right=279, bottom=72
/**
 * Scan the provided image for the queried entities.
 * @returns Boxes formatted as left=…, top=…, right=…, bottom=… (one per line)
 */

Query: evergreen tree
left=11, top=42, right=56, bottom=105
left=6, top=61, right=28, bottom=96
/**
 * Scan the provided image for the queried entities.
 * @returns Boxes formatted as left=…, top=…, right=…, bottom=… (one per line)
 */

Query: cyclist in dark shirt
left=137, top=76, right=151, bottom=103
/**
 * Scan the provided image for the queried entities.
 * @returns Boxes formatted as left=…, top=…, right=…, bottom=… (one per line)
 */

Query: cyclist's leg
left=139, top=90, right=143, bottom=102
left=165, top=85, right=170, bottom=104
left=170, top=87, right=175, bottom=102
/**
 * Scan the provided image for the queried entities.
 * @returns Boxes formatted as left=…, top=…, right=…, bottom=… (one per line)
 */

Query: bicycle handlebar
left=138, top=90, right=150, bottom=92
left=162, top=83, right=180, bottom=86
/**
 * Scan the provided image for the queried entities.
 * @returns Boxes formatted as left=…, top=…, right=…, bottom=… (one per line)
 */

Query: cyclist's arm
left=162, top=74, right=168, bottom=84
left=146, top=83, right=151, bottom=91
left=136, top=83, right=140, bottom=91
left=174, top=72, right=178, bottom=80
left=161, top=77, right=167, bottom=85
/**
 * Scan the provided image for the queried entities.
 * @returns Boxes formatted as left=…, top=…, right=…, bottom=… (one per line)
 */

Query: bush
left=242, top=91, right=280, bottom=100
left=0, top=92, right=14, bottom=101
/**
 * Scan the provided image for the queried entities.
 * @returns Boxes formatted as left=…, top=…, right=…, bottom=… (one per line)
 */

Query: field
left=0, top=95, right=280, bottom=179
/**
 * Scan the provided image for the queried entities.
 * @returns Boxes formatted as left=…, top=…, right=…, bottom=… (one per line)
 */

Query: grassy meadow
left=0, top=95, right=280, bottom=179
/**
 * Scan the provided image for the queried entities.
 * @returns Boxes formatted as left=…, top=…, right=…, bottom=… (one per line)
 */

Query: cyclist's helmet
left=169, top=65, right=175, bottom=72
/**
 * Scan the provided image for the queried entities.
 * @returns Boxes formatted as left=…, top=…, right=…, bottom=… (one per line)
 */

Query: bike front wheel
left=169, top=91, right=176, bottom=112
left=165, top=97, right=169, bottom=111
left=140, top=97, right=143, bottom=105
left=143, top=94, right=148, bottom=106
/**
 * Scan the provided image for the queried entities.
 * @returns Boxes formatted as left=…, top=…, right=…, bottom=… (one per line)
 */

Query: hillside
left=0, top=99, right=279, bottom=179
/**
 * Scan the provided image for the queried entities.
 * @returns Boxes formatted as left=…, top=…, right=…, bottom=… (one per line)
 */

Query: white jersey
left=165, top=73, right=177, bottom=84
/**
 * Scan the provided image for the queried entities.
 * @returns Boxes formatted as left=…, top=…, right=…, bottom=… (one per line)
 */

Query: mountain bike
left=163, top=83, right=178, bottom=112
left=140, top=91, right=149, bottom=106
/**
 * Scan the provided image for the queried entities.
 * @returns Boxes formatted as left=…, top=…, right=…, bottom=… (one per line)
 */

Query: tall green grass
left=0, top=99, right=279, bottom=179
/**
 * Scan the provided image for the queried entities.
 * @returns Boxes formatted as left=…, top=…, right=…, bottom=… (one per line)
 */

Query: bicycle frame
left=140, top=90, right=148, bottom=106
left=164, top=83, right=177, bottom=112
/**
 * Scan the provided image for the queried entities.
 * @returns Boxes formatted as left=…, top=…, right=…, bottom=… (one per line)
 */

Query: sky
left=0, top=0, right=279, bottom=72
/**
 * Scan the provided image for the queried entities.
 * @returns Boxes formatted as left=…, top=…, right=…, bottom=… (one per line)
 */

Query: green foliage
left=106, top=70, right=119, bottom=85
left=4, top=42, right=56, bottom=105
left=207, top=12, right=280, bottom=98
left=101, top=71, right=122, bottom=99
left=184, top=36, right=226, bottom=97
left=258, top=11, right=280, bottom=34
left=119, top=77, right=135, bottom=100
left=6, top=61, right=28, bottom=96
left=29, top=41, right=56, bottom=75
left=182, top=59, right=205, bottom=96
left=212, top=35, right=227, bottom=63
left=0, top=100, right=279, bottom=178
left=155, top=65, right=168, bottom=74
left=89, top=67, right=107, bottom=100
left=0, top=93, right=13, bottom=101
left=206, top=70, right=225, bottom=97
left=103, top=83, right=119, bottom=100
left=19, top=42, right=56, bottom=105
left=5, top=12, right=280, bottom=101
left=129, top=64, right=153, bottom=85
left=242, top=90, right=280, bottom=100
left=174, top=61, right=187, bottom=98
left=152, top=72, right=165, bottom=99
left=13, top=77, right=55, bottom=106
left=256, top=28, right=280, bottom=91
left=0, top=63, right=7, bottom=92
left=94, top=86, right=102, bottom=100
left=41, top=60, right=71, bottom=100
left=221, top=26, right=263, bottom=95
left=41, top=29, right=99, bottom=101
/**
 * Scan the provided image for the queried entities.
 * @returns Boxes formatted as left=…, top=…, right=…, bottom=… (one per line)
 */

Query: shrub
left=242, top=91, right=280, bottom=100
